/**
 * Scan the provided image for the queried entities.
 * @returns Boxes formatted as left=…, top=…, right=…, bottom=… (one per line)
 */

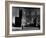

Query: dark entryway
left=15, top=9, right=22, bottom=27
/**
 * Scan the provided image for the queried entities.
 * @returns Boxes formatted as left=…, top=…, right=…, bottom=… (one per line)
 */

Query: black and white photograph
left=12, top=7, right=40, bottom=31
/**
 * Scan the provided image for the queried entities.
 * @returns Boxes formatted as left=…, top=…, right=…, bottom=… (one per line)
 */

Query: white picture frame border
left=9, top=3, right=43, bottom=34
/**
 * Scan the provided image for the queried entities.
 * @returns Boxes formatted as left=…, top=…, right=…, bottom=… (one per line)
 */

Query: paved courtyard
left=12, top=27, right=40, bottom=31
